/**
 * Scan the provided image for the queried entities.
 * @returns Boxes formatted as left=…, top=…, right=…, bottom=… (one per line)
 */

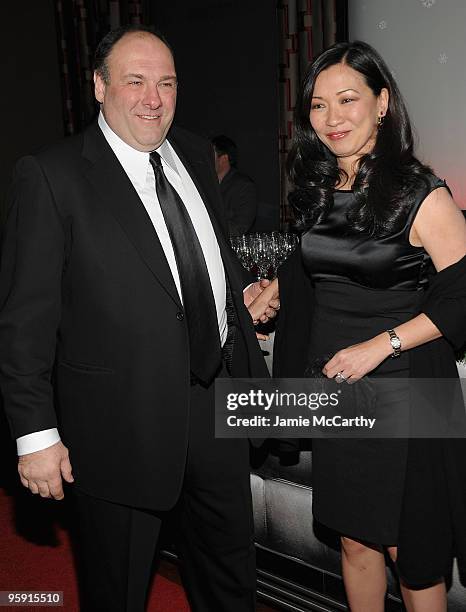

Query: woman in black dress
left=269, top=41, right=466, bottom=611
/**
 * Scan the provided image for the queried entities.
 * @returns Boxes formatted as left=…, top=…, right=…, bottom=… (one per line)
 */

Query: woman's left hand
left=323, top=334, right=392, bottom=382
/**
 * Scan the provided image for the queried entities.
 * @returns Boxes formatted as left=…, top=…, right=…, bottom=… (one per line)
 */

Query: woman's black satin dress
left=302, top=178, right=445, bottom=544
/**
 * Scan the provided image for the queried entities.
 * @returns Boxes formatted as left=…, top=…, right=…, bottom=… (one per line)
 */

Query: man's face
left=94, top=33, right=177, bottom=152
left=213, top=149, right=229, bottom=180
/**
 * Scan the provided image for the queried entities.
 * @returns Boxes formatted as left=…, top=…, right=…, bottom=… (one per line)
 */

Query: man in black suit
left=212, top=135, right=258, bottom=235
left=0, top=25, right=278, bottom=611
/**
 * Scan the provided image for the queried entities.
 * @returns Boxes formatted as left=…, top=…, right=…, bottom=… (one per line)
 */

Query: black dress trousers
left=69, top=365, right=255, bottom=612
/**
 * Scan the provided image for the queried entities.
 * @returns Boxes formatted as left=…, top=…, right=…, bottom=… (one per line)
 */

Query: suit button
left=176, top=312, right=184, bottom=321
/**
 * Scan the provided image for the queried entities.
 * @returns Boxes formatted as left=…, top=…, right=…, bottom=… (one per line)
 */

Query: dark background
left=0, top=1, right=64, bottom=215
left=0, top=0, right=280, bottom=230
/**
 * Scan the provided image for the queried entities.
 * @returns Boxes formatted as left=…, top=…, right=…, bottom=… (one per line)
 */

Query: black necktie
left=149, top=151, right=222, bottom=385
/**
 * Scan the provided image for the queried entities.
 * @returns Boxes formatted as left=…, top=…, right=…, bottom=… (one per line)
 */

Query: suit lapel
left=168, top=129, right=244, bottom=296
left=81, top=123, right=244, bottom=312
left=168, top=129, right=229, bottom=241
left=82, top=124, right=182, bottom=308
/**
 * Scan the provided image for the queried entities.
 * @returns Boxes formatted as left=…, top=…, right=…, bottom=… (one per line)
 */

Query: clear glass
left=229, top=231, right=299, bottom=280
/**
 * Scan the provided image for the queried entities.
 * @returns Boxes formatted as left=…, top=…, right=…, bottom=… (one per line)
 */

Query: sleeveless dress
left=301, top=177, right=445, bottom=544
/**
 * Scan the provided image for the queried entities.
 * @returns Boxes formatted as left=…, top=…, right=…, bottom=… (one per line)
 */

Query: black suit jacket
left=220, top=168, right=257, bottom=236
left=0, top=123, right=268, bottom=510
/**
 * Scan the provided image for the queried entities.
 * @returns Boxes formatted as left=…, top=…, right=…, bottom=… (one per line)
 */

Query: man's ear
left=94, top=71, right=106, bottom=104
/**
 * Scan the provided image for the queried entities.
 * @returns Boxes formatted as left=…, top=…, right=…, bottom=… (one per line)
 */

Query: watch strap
left=387, top=328, right=401, bottom=358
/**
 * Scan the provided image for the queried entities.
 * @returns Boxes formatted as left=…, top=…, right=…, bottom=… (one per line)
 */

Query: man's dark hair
left=287, top=40, right=433, bottom=237
left=212, top=135, right=238, bottom=167
left=94, top=25, right=174, bottom=84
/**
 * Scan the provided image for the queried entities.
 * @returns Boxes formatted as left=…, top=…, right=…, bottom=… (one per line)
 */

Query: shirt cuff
left=16, top=428, right=61, bottom=456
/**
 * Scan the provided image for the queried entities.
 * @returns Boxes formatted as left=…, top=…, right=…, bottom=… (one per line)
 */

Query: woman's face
left=309, top=62, right=388, bottom=173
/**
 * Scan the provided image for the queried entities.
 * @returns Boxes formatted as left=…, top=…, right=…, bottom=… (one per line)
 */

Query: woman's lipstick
left=327, top=131, right=349, bottom=141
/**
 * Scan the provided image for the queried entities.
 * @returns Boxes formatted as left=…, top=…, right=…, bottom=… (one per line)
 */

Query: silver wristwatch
left=387, top=329, right=401, bottom=358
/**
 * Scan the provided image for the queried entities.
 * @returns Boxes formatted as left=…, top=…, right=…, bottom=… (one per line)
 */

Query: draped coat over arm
left=273, top=250, right=466, bottom=584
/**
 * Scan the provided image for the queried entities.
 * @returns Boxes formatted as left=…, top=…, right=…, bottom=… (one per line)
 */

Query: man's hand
left=245, top=278, right=280, bottom=324
left=18, top=441, right=74, bottom=500
left=243, top=279, right=272, bottom=308
left=255, top=331, right=270, bottom=341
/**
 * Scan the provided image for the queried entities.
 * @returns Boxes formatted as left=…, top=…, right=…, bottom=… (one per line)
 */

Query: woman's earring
left=377, top=114, right=385, bottom=129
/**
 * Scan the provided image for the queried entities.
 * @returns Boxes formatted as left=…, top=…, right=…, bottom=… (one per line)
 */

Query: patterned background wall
left=349, top=0, right=466, bottom=209
left=278, top=0, right=347, bottom=225
left=55, top=0, right=146, bottom=135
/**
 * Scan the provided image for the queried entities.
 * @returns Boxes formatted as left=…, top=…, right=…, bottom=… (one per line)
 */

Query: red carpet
left=0, top=487, right=190, bottom=611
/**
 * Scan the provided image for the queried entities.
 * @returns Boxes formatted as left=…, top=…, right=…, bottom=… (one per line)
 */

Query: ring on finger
left=335, top=371, right=347, bottom=383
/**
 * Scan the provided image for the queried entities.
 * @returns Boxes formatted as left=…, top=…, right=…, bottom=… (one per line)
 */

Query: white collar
left=98, top=111, right=179, bottom=186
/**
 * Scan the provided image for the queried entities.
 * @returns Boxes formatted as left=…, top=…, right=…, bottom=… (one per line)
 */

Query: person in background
left=212, top=134, right=257, bottom=235
left=274, top=40, right=466, bottom=611
left=0, top=25, right=278, bottom=612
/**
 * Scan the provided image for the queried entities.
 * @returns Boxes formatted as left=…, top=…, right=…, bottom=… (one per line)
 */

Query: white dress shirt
left=17, top=113, right=228, bottom=455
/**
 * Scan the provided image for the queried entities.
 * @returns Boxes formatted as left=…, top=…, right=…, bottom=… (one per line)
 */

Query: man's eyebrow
left=123, top=73, right=145, bottom=80
left=122, top=73, right=177, bottom=81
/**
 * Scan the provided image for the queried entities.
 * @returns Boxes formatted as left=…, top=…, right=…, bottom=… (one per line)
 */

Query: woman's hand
left=323, top=333, right=392, bottom=382
left=245, top=278, right=280, bottom=325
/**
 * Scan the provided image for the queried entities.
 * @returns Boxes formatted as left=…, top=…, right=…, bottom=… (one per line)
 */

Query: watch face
left=391, top=337, right=401, bottom=349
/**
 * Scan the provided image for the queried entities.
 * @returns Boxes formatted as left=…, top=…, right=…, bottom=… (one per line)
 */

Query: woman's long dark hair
left=287, top=40, right=432, bottom=236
